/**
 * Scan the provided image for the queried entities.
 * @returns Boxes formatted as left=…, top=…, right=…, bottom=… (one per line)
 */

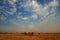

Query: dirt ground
left=0, top=33, right=60, bottom=40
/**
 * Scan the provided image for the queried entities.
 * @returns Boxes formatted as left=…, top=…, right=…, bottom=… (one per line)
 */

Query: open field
left=0, top=33, right=60, bottom=40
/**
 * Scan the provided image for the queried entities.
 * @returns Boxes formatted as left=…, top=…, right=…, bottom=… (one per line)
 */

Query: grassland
left=0, top=33, right=60, bottom=40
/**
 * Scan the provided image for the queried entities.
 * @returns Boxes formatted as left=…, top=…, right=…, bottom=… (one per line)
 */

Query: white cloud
left=49, top=0, right=58, bottom=7
left=8, top=0, right=17, bottom=15
left=21, top=0, right=58, bottom=16
left=0, top=0, right=59, bottom=33
left=22, top=17, right=29, bottom=21
left=8, top=0, right=17, bottom=4
left=6, top=7, right=16, bottom=15
left=0, top=0, right=17, bottom=16
left=9, top=0, right=59, bottom=33
left=32, top=0, right=58, bottom=15
left=31, top=14, right=38, bottom=19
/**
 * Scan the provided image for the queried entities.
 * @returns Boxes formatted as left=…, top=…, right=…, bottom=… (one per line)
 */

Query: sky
left=0, top=0, right=60, bottom=33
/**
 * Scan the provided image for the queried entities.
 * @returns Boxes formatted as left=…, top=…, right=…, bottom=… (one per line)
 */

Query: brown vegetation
left=0, top=32, right=60, bottom=40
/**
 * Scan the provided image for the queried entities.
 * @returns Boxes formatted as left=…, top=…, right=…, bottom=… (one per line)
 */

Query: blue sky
left=0, top=0, right=60, bottom=33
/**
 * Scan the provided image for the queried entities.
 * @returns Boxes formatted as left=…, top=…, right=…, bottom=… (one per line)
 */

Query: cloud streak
left=22, top=0, right=58, bottom=16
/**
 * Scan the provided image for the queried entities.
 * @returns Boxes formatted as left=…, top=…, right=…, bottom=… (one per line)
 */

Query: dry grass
left=0, top=33, right=60, bottom=40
